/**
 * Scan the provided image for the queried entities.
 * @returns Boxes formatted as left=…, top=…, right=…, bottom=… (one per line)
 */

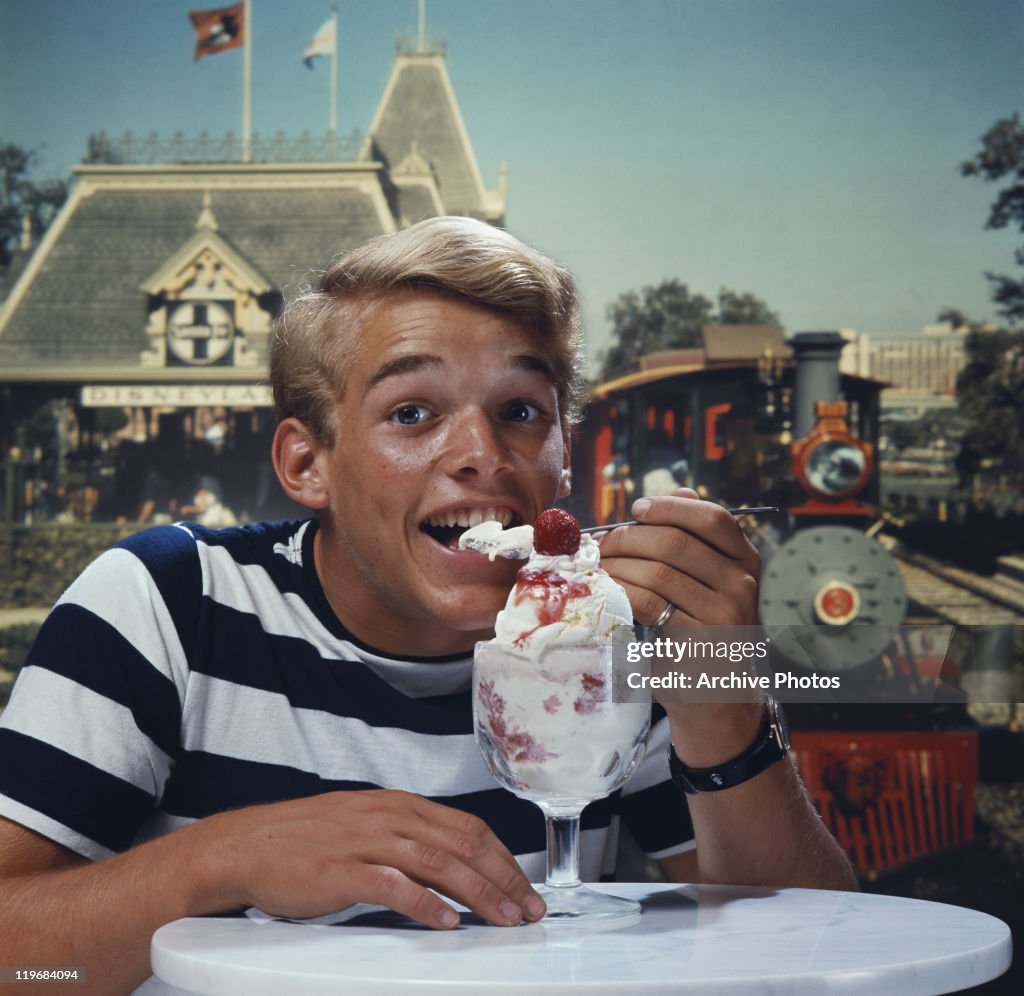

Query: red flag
left=189, top=3, right=245, bottom=61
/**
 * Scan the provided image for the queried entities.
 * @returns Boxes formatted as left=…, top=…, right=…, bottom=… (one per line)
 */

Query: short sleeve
left=0, top=525, right=199, bottom=858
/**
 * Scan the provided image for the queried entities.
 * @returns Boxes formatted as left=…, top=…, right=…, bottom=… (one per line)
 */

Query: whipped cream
left=493, top=534, right=633, bottom=650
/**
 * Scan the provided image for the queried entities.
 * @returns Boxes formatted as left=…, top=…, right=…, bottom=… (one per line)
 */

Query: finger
left=602, top=520, right=758, bottom=596
left=234, top=793, right=544, bottom=928
left=389, top=834, right=542, bottom=927
left=630, top=495, right=760, bottom=563
left=604, top=558, right=715, bottom=625
left=355, top=864, right=464, bottom=930
left=612, top=574, right=700, bottom=627
left=400, top=797, right=545, bottom=923
left=322, top=793, right=540, bottom=928
left=405, top=796, right=536, bottom=894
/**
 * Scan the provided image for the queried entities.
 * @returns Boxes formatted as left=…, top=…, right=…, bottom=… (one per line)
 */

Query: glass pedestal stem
left=545, top=812, right=582, bottom=888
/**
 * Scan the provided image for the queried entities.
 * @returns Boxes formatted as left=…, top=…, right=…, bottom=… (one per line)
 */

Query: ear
left=272, top=418, right=330, bottom=509
left=556, top=434, right=572, bottom=499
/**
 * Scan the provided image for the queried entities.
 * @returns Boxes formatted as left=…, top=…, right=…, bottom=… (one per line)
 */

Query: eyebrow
left=366, top=352, right=556, bottom=392
left=366, top=354, right=442, bottom=390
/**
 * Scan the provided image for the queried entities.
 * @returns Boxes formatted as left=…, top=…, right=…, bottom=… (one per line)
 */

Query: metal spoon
left=579, top=507, right=781, bottom=533
left=462, top=507, right=782, bottom=559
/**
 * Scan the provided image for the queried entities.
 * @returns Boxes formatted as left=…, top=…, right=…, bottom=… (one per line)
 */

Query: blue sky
left=2, top=0, right=1022, bottom=370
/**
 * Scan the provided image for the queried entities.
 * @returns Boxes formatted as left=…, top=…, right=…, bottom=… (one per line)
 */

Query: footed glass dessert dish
left=473, top=641, right=650, bottom=922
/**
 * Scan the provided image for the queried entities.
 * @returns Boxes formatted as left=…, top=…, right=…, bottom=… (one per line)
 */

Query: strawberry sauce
left=477, top=677, right=551, bottom=765
left=573, top=672, right=607, bottom=715
left=514, top=568, right=591, bottom=626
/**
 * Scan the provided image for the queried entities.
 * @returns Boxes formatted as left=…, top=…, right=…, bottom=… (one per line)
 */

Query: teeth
left=425, top=507, right=514, bottom=529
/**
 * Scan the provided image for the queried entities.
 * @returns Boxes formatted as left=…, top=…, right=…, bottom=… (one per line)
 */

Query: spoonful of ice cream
left=459, top=506, right=780, bottom=559
left=458, top=519, right=536, bottom=560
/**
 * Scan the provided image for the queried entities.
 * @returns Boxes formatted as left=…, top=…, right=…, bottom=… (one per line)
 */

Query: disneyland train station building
left=0, top=41, right=506, bottom=524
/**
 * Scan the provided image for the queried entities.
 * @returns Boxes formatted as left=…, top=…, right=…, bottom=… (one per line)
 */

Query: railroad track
left=895, top=550, right=1024, bottom=625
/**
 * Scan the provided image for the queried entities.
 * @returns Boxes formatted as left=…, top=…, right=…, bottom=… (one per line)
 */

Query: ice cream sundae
left=462, top=508, right=634, bottom=649
left=469, top=510, right=646, bottom=804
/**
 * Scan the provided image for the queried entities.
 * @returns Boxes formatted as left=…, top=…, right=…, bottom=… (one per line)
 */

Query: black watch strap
left=669, top=698, right=789, bottom=794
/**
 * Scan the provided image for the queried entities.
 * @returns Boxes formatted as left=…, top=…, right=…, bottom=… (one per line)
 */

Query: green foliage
left=718, top=289, right=780, bottom=326
left=600, top=280, right=779, bottom=379
left=0, top=140, right=67, bottom=273
left=941, top=117, right=1024, bottom=481
left=0, top=623, right=40, bottom=675
left=960, top=113, right=1024, bottom=325
left=27, top=401, right=57, bottom=448
left=955, top=327, right=1024, bottom=476
left=92, top=407, right=130, bottom=435
left=882, top=408, right=966, bottom=452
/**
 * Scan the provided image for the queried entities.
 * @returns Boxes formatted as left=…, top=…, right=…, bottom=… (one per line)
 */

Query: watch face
left=167, top=301, right=234, bottom=365
left=769, top=699, right=791, bottom=752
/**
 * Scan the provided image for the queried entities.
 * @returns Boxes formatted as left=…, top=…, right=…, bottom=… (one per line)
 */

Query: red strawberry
left=533, top=508, right=581, bottom=556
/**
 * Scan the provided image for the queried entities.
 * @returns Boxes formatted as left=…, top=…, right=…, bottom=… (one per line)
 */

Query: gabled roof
left=363, top=51, right=505, bottom=223
left=139, top=208, right=273, bottom=298
left=0, top=164, right=394, bottom=373
left=0, top=40, right=509, bottom=380
left=388, top=142, right=446, bottom=225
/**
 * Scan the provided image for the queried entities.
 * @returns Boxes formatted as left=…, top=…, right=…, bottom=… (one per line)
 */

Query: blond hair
left=270, top=216, right=584, bottom=445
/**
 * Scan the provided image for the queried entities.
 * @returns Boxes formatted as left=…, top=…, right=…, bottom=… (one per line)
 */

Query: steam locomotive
left=570, top=328, right=978, bottom=878
left=572, top=326, right=907, bottom=671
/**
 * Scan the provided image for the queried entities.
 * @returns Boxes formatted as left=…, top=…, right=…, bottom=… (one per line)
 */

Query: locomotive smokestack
left=787, top=331, right=847, bottom=438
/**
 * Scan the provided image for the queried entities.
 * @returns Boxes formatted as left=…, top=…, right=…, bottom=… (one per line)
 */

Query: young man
left=0, top=217, right=855, bottom=994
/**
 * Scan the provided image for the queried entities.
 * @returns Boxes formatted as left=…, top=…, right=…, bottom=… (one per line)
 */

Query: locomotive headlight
left=804, top=439, right=868, bottom=497
left=790, top=402, right=874, bottom=503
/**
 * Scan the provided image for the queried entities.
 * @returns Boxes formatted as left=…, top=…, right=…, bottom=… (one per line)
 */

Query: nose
left=445, top=406, right=513, bottom=478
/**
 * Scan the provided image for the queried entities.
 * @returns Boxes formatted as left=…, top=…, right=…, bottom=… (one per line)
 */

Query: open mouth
left=420, top=507, right=520, bottom=551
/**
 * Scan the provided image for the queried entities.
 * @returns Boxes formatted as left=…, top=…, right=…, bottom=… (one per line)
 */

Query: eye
left=503, top=401, right=541, bottom=423
left=389, top=404, right=432, bottom=426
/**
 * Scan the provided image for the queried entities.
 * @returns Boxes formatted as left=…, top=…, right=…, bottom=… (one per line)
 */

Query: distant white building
left=839, top=325, right=971, bottom=410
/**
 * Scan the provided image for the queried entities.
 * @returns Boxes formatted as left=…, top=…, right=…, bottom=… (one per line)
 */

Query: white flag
left=304, top=17, right=335, bottom=67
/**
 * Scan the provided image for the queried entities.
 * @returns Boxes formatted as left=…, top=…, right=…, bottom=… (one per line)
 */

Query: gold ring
left=654, top=600, right=676, bottom=627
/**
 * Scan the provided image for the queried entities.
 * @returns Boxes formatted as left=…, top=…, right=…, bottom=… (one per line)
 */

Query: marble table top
left=149, top=883, right=1011, bottom=995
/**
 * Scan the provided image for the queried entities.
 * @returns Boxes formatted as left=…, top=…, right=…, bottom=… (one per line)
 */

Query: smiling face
left=274, top=289, right=571, bottom=657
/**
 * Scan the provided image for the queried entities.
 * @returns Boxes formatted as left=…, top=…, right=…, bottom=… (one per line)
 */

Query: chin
left=430, top=598, right=504, bottom=636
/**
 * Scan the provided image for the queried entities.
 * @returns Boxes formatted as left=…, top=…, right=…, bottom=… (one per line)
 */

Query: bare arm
left=0, top=791, right=546, bottom=995
left=657, top=704, right=857, bottom=890
left=0, top=817, right=212, bottom=994
left=600, top=490, right=857, bottom=892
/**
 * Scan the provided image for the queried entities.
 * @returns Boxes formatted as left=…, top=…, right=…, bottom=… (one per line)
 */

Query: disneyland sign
left=80, top=384, right=273, bottom=408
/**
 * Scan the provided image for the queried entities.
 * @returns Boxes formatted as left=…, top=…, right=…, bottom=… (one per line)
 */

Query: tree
left=881, top=407, right=966, bottom=454
left=942, top=116, right=1024, bottom=482
left=0, top=141, right=67, bottom=274
left=960, top=113, right=1024, bottom=325
left=717, top=288, right=780, bottom=326
left=954, top=325, right=1024, bottom=478
left=599, top=280, right=779, bottom=378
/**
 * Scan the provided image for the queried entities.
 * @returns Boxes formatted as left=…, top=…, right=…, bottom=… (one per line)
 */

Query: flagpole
left=329, top=3, right=338, bottom=147
left=242, top=0, right=252, bottom=162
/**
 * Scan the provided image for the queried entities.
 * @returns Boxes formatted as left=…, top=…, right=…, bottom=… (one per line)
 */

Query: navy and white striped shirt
left=0, top=519, right=693, bottom=881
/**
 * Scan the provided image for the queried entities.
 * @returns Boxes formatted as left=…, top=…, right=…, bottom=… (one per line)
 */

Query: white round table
left=150, top=883, right=1011, bottom=995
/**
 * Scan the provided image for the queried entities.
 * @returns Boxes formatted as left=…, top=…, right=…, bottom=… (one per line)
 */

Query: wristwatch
left=668, top=696, right=790, bottom=795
